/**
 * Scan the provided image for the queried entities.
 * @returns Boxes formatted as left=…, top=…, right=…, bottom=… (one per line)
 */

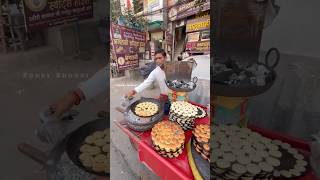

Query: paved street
left=110, top=77, right=161, bottom=180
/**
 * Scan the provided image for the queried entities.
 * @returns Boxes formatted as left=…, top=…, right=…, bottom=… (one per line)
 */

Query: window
left=133, top=0, right=143, bottom=14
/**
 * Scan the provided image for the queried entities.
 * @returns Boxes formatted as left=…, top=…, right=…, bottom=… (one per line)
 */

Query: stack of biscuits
left=151, top=121, right=185, bottom=158
left=169, top=101, right=198, bottom=130
left=192, top=124, right=210, bottom=162
left=195, top=106, right=207, bottom=118
left=271, top=140, right=308, bottom=178
left=211, top=125, right=280, bottom=179
left=79, top=129, right=109, bottom=174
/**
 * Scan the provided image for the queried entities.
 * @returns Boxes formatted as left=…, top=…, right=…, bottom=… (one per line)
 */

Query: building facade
left=168, top=0, right=210, bottom=61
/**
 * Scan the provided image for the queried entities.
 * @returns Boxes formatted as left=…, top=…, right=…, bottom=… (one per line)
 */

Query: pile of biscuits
left=169, top=101, right=198, bottom=130
left=211, top=125, right=279, bottom=179
left=79, top=129, right=109, bottom=174
left=211, top=124, right=309, bottom=179
left=192, top=124, right=210, bottom=162
left=151, top=121, right=185, bottom=158
left=195, top=106, right=207, bottom=118
left=134, top=102, right=158, bottom=117
left=271, top=140, right=308, bottom=178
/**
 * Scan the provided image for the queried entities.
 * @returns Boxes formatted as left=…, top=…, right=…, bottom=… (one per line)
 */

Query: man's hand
left=125, top=90, right=136, bottom=99
left=49, top=92, right=76, bottom=118
left=49, top=88, right=85, bottom=118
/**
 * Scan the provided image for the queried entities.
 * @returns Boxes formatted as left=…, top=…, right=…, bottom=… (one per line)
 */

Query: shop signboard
left=150, top=41, right=155, bottom=60
left=186, top=40, right=210, bottom=53
left=201, top=30, right=210, bottom=41
left=195, top=11, right=210, bottom=18
left=187, top=32, right=200, bottom=42
left=165, top=31, right=173, bottom=45
left=186, top=16, right=210, bottom=33
left=168, top=0, right=210, bottom=21
left=110, top=24, right=146, bottom=70
left=23, top=0, right=93, bottom=31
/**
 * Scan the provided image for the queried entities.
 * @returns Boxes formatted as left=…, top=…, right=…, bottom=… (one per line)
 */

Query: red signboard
left=23, top=0, right=93, bottom=31
left=110, top=24, right=146, bottom=70
left=186, top=40, right=210, bottom=54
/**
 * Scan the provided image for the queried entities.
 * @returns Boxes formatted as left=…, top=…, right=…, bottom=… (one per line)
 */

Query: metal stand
left=0, top=1, right=25, bottom=53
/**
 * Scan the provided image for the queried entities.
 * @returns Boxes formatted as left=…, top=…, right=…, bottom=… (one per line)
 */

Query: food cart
left=114, top=97, right=210, bottom=180
left=114, top=96, right=317, bottom=180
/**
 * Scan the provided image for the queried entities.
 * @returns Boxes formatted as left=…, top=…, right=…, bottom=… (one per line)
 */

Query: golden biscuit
left=80, top=144, right=93, bottom=153
left=92, top=162, right=107, bottom=173
left=85, top=136, right=96, bottom=144
left=94, top=154, right=107, bottom=163
left=94, top=138, right=106, bottom=147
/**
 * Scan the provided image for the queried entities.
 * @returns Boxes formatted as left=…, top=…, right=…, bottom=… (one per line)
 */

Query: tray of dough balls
left=211, top=124, right=311, bottom=180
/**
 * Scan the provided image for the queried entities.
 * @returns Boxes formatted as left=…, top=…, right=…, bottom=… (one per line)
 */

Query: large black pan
left=129, top=97, right=162, bottom=118
left=213, top=48, right=280, bottom=97
left=66, top=118, right=109, bottom=177
left=18, top=110, right=109, bottom=179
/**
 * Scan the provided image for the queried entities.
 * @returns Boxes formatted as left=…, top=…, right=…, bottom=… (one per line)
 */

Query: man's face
left=155, top=53, right=166, bottom=66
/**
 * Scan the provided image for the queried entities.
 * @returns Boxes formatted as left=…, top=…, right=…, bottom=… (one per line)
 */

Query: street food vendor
left=49, top=49, right=169, bottom=116
left=125, top=49, right=170, bottom=98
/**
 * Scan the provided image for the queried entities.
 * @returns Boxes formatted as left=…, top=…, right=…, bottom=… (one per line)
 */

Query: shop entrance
left=174, top=26, right=187, bottom=61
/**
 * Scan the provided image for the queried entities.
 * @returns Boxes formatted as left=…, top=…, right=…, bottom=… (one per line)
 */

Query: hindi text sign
left=186, top=40, right=210, bottom=53
left=23, top=0, right=93, bottom=31
left=186, top=16, right=210, bottom=32
left=111, top=24, right=146, bottom=70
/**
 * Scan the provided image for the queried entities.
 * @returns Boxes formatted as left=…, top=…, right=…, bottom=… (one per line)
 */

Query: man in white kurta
left=126, top=49, right=169, bottom=97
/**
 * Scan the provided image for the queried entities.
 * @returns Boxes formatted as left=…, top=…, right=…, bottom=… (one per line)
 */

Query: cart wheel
left=130, top=139, right=138, bottom=151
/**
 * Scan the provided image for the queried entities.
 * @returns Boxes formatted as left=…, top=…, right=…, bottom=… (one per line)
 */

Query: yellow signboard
left=186, top=17, right=210, bottom=32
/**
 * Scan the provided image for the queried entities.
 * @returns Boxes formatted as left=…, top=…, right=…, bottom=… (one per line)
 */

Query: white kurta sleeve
left=134, top=69, right=156, bottom=94
left=78, top=67, right=108, bottom=100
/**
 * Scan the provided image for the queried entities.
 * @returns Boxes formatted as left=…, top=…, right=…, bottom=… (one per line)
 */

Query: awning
left=148, top=21, right=163, bottom=31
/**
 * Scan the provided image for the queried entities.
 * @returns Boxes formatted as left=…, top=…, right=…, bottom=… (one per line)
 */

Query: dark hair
left=155, top=49, right=166, bottom=57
